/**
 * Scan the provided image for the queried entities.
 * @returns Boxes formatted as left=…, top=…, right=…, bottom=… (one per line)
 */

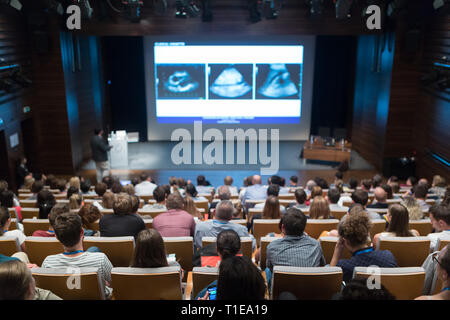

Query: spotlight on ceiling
left=0, top=0, right=22, bottom=10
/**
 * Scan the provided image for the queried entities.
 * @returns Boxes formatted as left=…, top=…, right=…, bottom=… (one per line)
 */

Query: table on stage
left=302, top=140, right=352, bottom=163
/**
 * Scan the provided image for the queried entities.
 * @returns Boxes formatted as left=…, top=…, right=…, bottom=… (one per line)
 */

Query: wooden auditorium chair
left=23, top=219, right=50, bottom=236
left=20, top=208, right=40, bottom=220
left=377, top=236, right=431, bottom=267
left=83, top=236, right=135, bottom=267
left=139, top=194, right=154, bottom=203
left=191, top=267, right=219, bottom=299
left=352, top=267, right=426, bottom=300
left=253, top=219, right=281, bottom=244
left=202, top=236, right=253, bottom=259
left=319, top=236, right=352, bottom=264
left=19, top=193, right=33, bottom=201
left=304, top=219, right=339, bottom=239
left=271, top=266, right=343, bottom=300
left=111, top=266, right=183, bottom=300
left=369, top=220, right=387, bottom=240
left=248, top=208, right=263, bottom=222
left=194, top=200, right=209, bottom=213
left=20, top=200, right=37, bottom=208
left=24, top=237, right=63, bottom=266
left=259, top=237, right=277, bottom=270
left=330, top=209, right=347, bottom=220
left=408, top=219, right=433, bottom=236
left=163, top=237, right=194, bottom=276
left=0, top=237, right=21, bottom=257
left=8, top=218, right=18, bottom=231
left=435, top=237, right=450, bottom=252
left=32, top=267, right=106, bottom=300
left=137, top=208, right=167, bottom=219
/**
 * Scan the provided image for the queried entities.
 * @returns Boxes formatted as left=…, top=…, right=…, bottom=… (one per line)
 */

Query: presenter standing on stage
left=91, top=128, right=112, bottom=183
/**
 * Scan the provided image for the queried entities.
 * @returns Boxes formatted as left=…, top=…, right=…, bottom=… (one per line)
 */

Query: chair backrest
left=202, top=237, right=252, bottom=259
left=19, top=193, right=33, bottom=200
left=100, top=209, right=114, bottom=215
left=18, top=189, right=30, bottom=193
left=272, top=266, right=343, bottom=300
left=253, top=219, right=281, bottom=244
left=330, top=210, right=347, bottom=220
left=21, top=208, right=40, bottom=220
left=163, top=237, right=194, bottom=273
left=192, top=267, right=219, bottom=299
left=9, top=218, right=17, bottom=231
left=23, top=219, right=50, bottom=236
left=32, top=267, right=106, bottom=300
left=137, top=209, right=167, bottom=219
left=144, top=219, right=153, bottom=229
left=20, top=200, right=37, bottom=208
left=24, top=237, right=63, bottom=266
left=0, top=237, right=21, bottom=256
left=304, top=219, right=339, bottom=239
left=248, top=208, right=263, bottom=222
left=83, top=236, right=135, bottom=267
left=111, top=266, right=182, bottom=300
left=198, top=193, right=212, bottom=203
left=378, top=236, right=431, bottom=267
left=230, top=219, right=247, bottom=227
left=53, top=193, right=67, bottom=199
left=194, top=200, right=209, bottom=213
left=319, top=236, right=352, bottom=264
left=139, top=195, right=154, bottom=203
left=279, top=199, right=296, bottom=207
left=259, top=237, right=277, bottom=271
left=408, top=219, right=433, bottom=236
left=436, top=236, right=450, bottom=252
left=278, top=194, right=295, bottom=200
left=353, top=267, right=426, bottom=300
left=8, top=208, right=16, bottom=219
left=370, top=220, right=387, bottom=240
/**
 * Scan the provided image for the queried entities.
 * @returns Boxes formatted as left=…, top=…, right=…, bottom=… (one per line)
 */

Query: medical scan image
left=156, top=64, right=205, bottom=99
left=256, top=64, right=301, bottom=99
left=209, top=64, right=253, bottom=99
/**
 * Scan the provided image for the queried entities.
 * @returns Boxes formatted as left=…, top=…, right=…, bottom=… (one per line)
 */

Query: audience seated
left=0, top=260, right=61, bottom=300
left=185, top=184, right=208, bottom=202
left=68, top=193, right=82, bottom=211
left=110, top=181, right=123, bottom=194
left=350, top=190, right=382, bottom=220
left=27, top=181, right=44, bottom=200
left=37, top=190, right=56, bottom=220
left=415, top=244, right=450, bottom=300
left=428, top=205, right=450, bottom=251
left=78, top=203, right=102, bottom=236
left=254, top=185, right=286, bottom=214
left=292, top=188, right=308, bottom=210
left=309, top=196, right=332, bottom=219
left=360, top=179, right=372, bottom=193
left=198, top=255, right=266, bottom=300
left=141, top=186, right=167, bottom=212
left=414, top=185, right=430, bottom=212
left=0, top=190, right=22, bottom=221
left=219, top=176, right=238, bottom=195
left=152, top=193, right=195, bottom=237
left=99, top=193, right=145, bottom=239
left=194, top=200, right=255, bottom=251
left=430, top=175, right=447, bottom=198
left=289, top=175, right=298, bottom=187
left=33, top=203, right=69, bottom=237
left=270, top=175, right=290, bottom=195
left=184, top=196, right=203, bottom=220
left=330, top=210, right=398, bottom=283
left=42, top=212, right=113, bottom=298
left=122, top=184, right=135, bottom=196
left=266, top=208, right=325, bottom=284
left=367, top=187, right=389, bottom=209
left=81, top=179, right=96, bottom=196
left=400, top=196, right=424, bottom=220
left=371, top=174, right=383, bottom=190
left=328, top=188, right=348, bottom=211
left=242, top=175, right=267, bottom=205
left=100, top=191, right=115, bottom=210
left=0, top=206, right=26, bottom=251
left=95, top=183, right=107, bottom=198
left=249, top=195, right=282, bottom=232
left=308, top=186, right=323, bottom=203
left=381, top=184, right=393, bottom=200
left=196, top=175, right=213, bottom=194
left=135, top=173, right=157, bottom=196
left=373, top=204, right=420, bottom=246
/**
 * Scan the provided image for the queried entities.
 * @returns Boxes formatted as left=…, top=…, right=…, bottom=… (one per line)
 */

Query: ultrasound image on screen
left=209, top=64, right=253, bottom=99
left=256, top=64, right=301, bottom=99
left=156, top=64, right=205, bottom=99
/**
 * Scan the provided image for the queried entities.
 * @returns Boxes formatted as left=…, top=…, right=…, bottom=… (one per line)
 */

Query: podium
left=108, top=131, right=128, bottom=168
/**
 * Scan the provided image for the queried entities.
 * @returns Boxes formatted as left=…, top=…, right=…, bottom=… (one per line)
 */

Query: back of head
left=267, top=184, right=280, bottom=197
left=177, top=177, right=186, bottom=188
left=290, top=175, right=298, bottom=185
left=215, top=200, right=234, bottom=221
left=31, top=180, right=44, bottom=194
left=348, top=177, right=358, bottom=190
left=432, top=175, right=446, bottom=188
left=387, top=204, right=411, bottom=236
left=335, top=171, right=344, bottom=180
left=113, top=193, right=132, bottom=216
left=80, top=179, right=91, bottom=193
left=55, top=179, right=66, bottom=192
left=166, top=193, right=184, bottom=210
left=349, top=204, right=365, bottom=215
left=69, top=177, right=80, bottom=190
left=400, top=196, right=423, bottom=220
left=140, top=173, right=149, bottom=183
left=294, top=188, right=307, bottom=204
left=352, top=190, right=369, bottom=207
left=374, top=187, right=387, bottom=202
left=53, top=212, right=83, bottom=247
left=390, top=181, right=400, bottom=194
left=306, top=180, right=316, bottom=191
left=37, top=190, right=56, bottom=219
left=102, top=191, right=115, bottom=209
left=130, top=195, right=140, bottom=213
left=224, top=176, right=233, bottom=186
left=123, top=184, right=135, bottom=196
left=270, top=175, right=282, bottom=186
left=183, top=196, right=199, bottom=216
left=439, top=244, right=450, bottom=276
left=407, top=176, right=418, bottom=186
left=67, top=186, right=79, bottom=199
left=311, top=186, right=323, bottom=199
left=102, top=176, right=113, bottom=189
left=217, top=256, right=266, bottom=300
left=361, top=179, right=372, bottom=191
left=69, top=193, right=82, bottom=210
left=430, top=205, right=450, bottom=227
left=315, top=178, right=329, bottom=190
left=338, top=211, right=372, bottom=247
left=45, top=174, right=55, bottom=187
left=153, top=186, right=166, bottom=203
left=334, top=180, right=344, bottom=193
left=0, top=206, right=10, bottom=233
left=246, top=176, right=254, bottom=186
left=252, top=175, right=262, bottom=185
left=111, top=182, right=123, bottom=194
left=372, top=174, right=383, bottom=188
left=0, top=190, right=14, bottom=208
left=263, top=196, right=281, bottom=219
left=0, top=260, right=33, bottom=300
left=0, top=180, right=8, bottom=193
left=218, top=186, right=231, bottom=200
left=78, top=203, right=102, bottom=227
left=327, top=188, right=341, bottom=204
left=132, top=229, right=168, bottom=268
left=414, top=185, right=428, bottom=199
left=49, top=203, right=70, bottom=227
left=161, top=184, right=171, bottom=197
left=282, top=207, right=307, bottom=236
left=95, top=183, right=107, bottom=197
left=381, top=184, right=393, bottom=199
left=185, top=184, right=198, bottom=197
left=216, top=229, right=241, bottom=259
left=309, top=196, right=330, bottom=219
left=23, top=177, right=35, bottom=190
left=339, top=278, right=395, bottom=300
left=197, top=175, right=206, bottom=186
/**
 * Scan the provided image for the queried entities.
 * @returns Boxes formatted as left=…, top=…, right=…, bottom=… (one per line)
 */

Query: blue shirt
left=242, top=184, right=267, bottom=204
left=194, top=219, right=256, bottom=251
left=0, top=254, right=19, bottom=264
left=337, top=247, right=398, bottom=283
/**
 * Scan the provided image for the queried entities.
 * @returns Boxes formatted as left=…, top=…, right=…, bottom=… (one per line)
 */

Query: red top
left=32, top=230, right=55, bottom=237
left=14, top=206, right=22, bottom=221
left=152, top=209, right=196, bottom=237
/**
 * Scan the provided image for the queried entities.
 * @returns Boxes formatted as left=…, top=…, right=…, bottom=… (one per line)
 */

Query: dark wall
left=103, top=37, right=148, bottom=141
left=310, top=36, right=357, bottom=138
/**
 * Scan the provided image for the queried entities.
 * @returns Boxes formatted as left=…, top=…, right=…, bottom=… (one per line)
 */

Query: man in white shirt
left=0, top=207, right=26, bottom=251
left=218, top=176, right=238, bottom=195
left=327, top=188, right=349, bottom=211
left=427, top=205, right=450, bottom=252
left=134, top=173, right=157, bottom=196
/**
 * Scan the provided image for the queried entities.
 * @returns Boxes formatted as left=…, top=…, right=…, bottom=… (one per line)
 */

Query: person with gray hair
left=305, top=180, right=317, bottom=197
left=194, top=200, right=256, bottom=251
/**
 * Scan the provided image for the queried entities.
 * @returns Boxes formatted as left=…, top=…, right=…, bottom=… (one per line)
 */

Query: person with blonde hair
left=309, top=196, right=331, bottom=219
left=430, top=175, right=447, bottom=198
left=102, top=191, right=116, bottom=209
left=69, top=176, right=81, bottom=190
left=123, top=184, right=135, bottom=196
left=23, top=176, right=35, bottom=191
left=78, top=203, right=102, bottom=236
left=401, top=196, right=424, bottom=220
left=68, top=193, right=82, bottom=211
left=184, top=196, right=203, bottom=220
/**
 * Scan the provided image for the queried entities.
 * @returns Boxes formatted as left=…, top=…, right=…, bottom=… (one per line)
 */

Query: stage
left=80, top=141, right=375, bottom=187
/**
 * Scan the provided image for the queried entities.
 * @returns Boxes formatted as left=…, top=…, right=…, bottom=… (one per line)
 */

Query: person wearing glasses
left=416, top=244, right=450, bottom=300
